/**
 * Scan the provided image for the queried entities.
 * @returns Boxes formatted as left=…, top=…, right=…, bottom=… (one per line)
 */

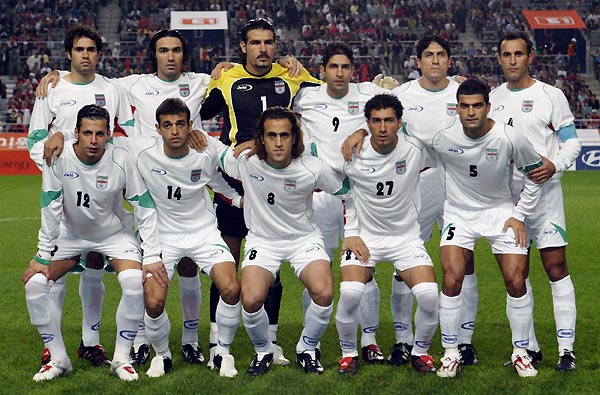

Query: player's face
left=321, top=54, right=353, bottom=97
left=155, top=36, right=184, bottom=80
left=74, top=118, right=110, bottom=164
left=67, top=36, right=98, bottom=77
left=156, top=113, right=191, bottom=156
left=457, top=93, right=490, bottom=137
left=262, top=118, right=294, bottom=168
left=416, top=42, right=449, bottom=84
left=367, top=108, right=400, bottom=154
left=498, top=38, right=532, bottom=85
left=241, top=29, right=276, bottom=75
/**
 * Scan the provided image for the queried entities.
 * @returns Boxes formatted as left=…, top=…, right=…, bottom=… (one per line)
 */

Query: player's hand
left=372, top=74, right=399, bottom=89
left=502, top=217, right=528, bottom=248
left=527, top=156, right=555, bottom=184
left=44, top=132, right=65, bottom=166
left=36, top=70, right=60, bottom=98
left=23, top=259, right=49, bottom=284
left=234, top=140, right=256, bottom=158
left=188, top=130, right=207, bottom=152
left=143, top=261, right=169, bottom=288
left=278, top=56, right=304, bottom=78
left=211, top=62, right=234, bottom=79
left=341, top=129, right=368, bottom=161
left=341, top=236, right=370, bottom=264
left=454, top=75, right=467, bottom=84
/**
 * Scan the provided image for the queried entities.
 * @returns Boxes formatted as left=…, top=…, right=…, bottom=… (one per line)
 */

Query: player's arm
left=28, top=96, right=56, bottom=169
left=110, top=79, right=136, bottom=137
left=510, top=127, right=544, bottom=222
left=341, top=129, right=369, bottom=161
left=36, top=160, right=64, bottom=267
left=528, top=124, right=580, bottom=184
left=278, top=56, right=304, bottom=78
left=340, top=191, right=370, bottom=263
left=35, top=70, right=62, bottom=98
left=200, top=83, right=225, bottom=121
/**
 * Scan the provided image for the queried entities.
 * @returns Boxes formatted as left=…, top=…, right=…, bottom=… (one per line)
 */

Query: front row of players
left=25, top=79, right=547, bottom=380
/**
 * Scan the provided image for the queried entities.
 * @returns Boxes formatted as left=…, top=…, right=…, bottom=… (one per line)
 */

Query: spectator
left=568, top=38, right=577, bottom=74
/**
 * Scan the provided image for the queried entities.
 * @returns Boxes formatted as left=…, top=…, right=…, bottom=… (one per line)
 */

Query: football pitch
left=1, top=172, right=598, bottom=395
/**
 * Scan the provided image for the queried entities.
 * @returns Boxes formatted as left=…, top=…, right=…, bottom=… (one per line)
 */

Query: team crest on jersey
left=191, top=169, right=202, bottom=182
left=522, top=100, right=533, bottom=113
left=486, top=148, right=498, bottom=161
left=95, top=94, right=106, bottom=107
left=284, top=178, right=296, bottom=192
left=446, top=103, right=457, bottom=116
left=348, top=101, right=359, bottom=114
left=179, top=84, right=190, bottom=97
left=274, top=80, right=285, bottom=94
left=96, top=175, right=108, bottom=190
left=395, top=160, right=406, bottom=175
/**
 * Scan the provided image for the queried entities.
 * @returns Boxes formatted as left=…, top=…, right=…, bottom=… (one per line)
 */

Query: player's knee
left=544, top=260, right=569, bottom=282
left=118, top=269, right=144, bottom=321
left=338, top=281, right=365, bottom=311
left=25, top=273, right=51, bottom=326
left=219, top=281, right=241, bottom=305
left=442, top=276, right=463, bottom=297
left=505, top=277, right=526, bottom=298
left=145, top=294, right=166, bottom=318
left=412, top=282, right=439, bottom=315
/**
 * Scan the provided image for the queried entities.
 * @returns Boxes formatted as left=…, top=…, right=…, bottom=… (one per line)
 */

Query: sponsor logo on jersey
left=521, top=100, right=534, bottom=113
left=447, top=147, right=464, bottom=154
left=359, top=166, right=376, bottom=173
left=582, top=150, right=600, bottom=167
left=179, top=84, right=190, bottom=97
left=485, top=148, right=498, bottom=160
left=95, top=94, right=106, bottom=107
left=237, top=84, right=253, bottom=91
left=284, top=178, right=296, bottom=192
left=314, top=104, right=327, bottom=110
left=446, top=103, right=457, bottom=116
left=493, top=105, right=504, bottom=112
left=151, top=168, right=167, bottom=175
left=348, top=101, right=359, bottom=114
left=60, top=99, right=77, bottom=107
left=408, top=105, right=423, bottom=112
left=209, top=248, right=225, bottom=257
left=274, top=80, right=285, bottom=94
left=557, top=328, right=575, bottom=338
left=249, top=173, right=264, bottom=181
left=96, top=175, right=108, bottom=190
left=63, top=171, right=80, bottom=179
left=191, top=169, right=202, bottom=182
left=145, top=90, right=159, bottom=96
left=395, top=160, right=406, bottom=175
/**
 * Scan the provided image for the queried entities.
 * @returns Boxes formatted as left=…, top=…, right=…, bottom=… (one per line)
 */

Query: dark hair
left=76, top=104, right=110, bottom=131
left=456, top=78, right=490, bottom=104
left=65, top=24, right=103, bottom=55
left=148, top=29, right=189, bottom=71
left=364, top=94, right=404, bottom=120
left=156, top=98, right=190, bottom=124
left=254, top=106, right=304, bottom=161
left=322, top=43, right=353, bottom=67
left=498, top=32, right=533, bottom=55
left=416, top=34, right=451, bottom=59
left=241, top=18, right=275, bottom=43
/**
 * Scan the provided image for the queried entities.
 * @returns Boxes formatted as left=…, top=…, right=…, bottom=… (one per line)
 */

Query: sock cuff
left=439, top=292, right=461, bottom=308
left=340, top=281, right=366, bottom=294
left=242, top=305, right=264, bottom=320
left=364, top=277, right=378, bottom=290
left=81, top=267, right=105, bottom=279
left=218, top=298, right=241, bottom=318
left=117, top=268, right=143, bottom=282
left=506, top=291, right=531, bottom=307
left=550, top=275, right=575, bottom=296
left=462, top=273, right=477, bottom=289
left=310, top=300, right=333, bottom=317
left=411, top=281, right=438, bottom=296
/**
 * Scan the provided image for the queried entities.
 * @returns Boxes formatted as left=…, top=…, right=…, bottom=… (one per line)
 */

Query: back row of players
left=23, top=19, right=579, bottom=381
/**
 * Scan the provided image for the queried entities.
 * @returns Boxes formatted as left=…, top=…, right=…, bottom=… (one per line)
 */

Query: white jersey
left=343, top=134, right=425, bottom=237
left=28, top=74, right=135, bottom=169
left=431, top=119, right=543, bottom=221
left=293, top=82, right=387, bottom=169
left=117, top=72, right=211, bottom=136
left=126, top=135, right=240, bottom=236
left=392, top=78, right=460, bottom=146
left=489, top=80, right=577, bottom=175
left=37, top=141, right=160, bottom=264
left=219, top=148, right=348, bottom=239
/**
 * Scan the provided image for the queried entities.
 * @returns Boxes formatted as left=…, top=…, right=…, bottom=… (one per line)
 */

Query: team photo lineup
left=18, top=10, right=587, bottom=385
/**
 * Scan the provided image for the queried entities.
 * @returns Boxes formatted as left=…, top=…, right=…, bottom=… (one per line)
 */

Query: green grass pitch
left=0, top=172, right=599, bottom=395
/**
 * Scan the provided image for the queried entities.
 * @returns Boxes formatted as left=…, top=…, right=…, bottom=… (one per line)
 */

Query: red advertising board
left=522, top=10, right=586, bottom=29
left=0, top=131, right=40, bottom=175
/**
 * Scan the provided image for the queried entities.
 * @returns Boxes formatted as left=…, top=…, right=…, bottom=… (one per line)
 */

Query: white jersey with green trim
left=219, top=149, right=347, bottom=239
left=293, top=82, right=387, bottom=169
left=28, top=74, right=135, bottom=169
left=37, top=140, right=160, bottom=263
left=343, top=134, right=425, bottom=237
left=117, top=72, right=211, bottom=137
left=392, top=78, right=460, bottom=146
left=126, top=135, right=239, bottom=235
left=489, top=80, right=575, bottom=170
left=431, top=119, right=543, bottom=221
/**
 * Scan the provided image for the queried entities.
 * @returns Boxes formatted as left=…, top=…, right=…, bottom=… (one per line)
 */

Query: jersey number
left=332, top=116, right=340, bottom=132
left=76, top=191, right=90, bottom=208
left=260, top=96, right=268, bottom=112
left=167, top=185, right=182, bottom=200
left=267, top=192, right=275, bottom=205
left=376, top=181, right=394, bottom=196
left=469, top=165, right=478, bottom=177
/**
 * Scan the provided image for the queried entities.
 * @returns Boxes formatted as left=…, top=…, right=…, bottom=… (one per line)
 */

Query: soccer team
left=23, top=18, right=579, bottom=381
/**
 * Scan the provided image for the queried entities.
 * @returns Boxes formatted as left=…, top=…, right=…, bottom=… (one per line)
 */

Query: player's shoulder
left=489, top=82, right=507, bottom=98
left=356, top=81, right=387, bottom=96
left=400, top=132, right=424, bottom=151
left=431, top=117, right=460, bottom=144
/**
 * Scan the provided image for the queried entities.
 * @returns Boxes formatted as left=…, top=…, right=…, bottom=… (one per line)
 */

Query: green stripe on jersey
left=40, top=190, right=61, bottom=208
left=551, top=222, right=568, bottom=243
left=28, top=129, right=49, bottom=151
left=130, top=190, right=156, bottom=208
left=520, top=160, right=543, bottom=174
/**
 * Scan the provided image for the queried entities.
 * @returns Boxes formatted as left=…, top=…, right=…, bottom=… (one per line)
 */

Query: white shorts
left=159, top=231, right=235, bottom=279
left=418, top=167, right=445, bottom=242
left=313, top=191, right=344, bottom=249
left=241, top=230, right=330, bottom=277
left=341, top=232, right=433, bottom=272
left=440, top=203, right=528, bottom=255
left=51, top=228, right=142, bottom=263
